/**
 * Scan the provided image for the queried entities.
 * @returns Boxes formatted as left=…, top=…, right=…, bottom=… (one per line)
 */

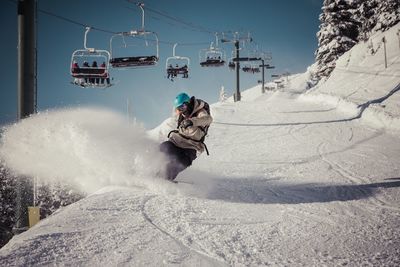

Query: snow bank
left=361, top=107, right=400, bottom=132
left=299, top=22, right=400, bottom=132
left=298, top=93, right=359, bottom=117
left=0, top=107, right=168, bottom=193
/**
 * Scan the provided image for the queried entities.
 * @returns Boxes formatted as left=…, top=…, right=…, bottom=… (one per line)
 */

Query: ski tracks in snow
left=317, top=133, right=400, bottom=213
left=140, top=195, right=226, bottom=266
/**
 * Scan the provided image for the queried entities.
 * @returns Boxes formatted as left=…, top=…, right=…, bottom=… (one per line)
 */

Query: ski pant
left=160, top=141, right=197, bottom=181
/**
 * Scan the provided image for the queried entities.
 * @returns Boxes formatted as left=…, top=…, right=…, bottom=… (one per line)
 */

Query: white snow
left=1, top=23, right=400, bottom=266
left=0, top=107, right=167, bottom=193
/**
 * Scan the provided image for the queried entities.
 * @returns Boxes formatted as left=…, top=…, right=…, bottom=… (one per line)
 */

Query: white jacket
left=168, top=98, right=213, bottom=154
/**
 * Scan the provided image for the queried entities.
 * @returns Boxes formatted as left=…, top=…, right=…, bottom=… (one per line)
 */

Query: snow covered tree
left=0, top=162, right=16, bottom=248
left=36, top=181, right=85, bottom=219
left=314, top=0, right=399, bottom=80
left=371, top=0, right=399, bottom=33
left=315, top=0, right=361, bottom=79
left=36, top=182, right=53, bottom=219
left=219, top=86, right=227, bottom=102
left=0, top=159, right=85, bottom=248
left=357, top=0, right=399, bottom=41
left=356, top=0, right=379, bottom=41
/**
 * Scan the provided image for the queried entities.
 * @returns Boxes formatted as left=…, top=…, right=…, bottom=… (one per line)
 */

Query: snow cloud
left=0, top=107, right=167, bottom=193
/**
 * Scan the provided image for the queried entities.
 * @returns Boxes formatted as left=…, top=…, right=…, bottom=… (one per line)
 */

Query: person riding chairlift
left=91, top=61, right=99, bottom=84
left=82, top=61, right=90, bottom=83
left=71, top=61, right=79, bottom=74
left=100, top=62, right=110, bottom=85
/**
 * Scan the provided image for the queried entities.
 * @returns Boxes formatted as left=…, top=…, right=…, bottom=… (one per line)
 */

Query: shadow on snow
left=182, top=174, right=400, bottom=205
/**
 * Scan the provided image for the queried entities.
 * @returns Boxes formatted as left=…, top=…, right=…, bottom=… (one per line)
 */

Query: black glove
left=180, top=119, right=193, bottom=129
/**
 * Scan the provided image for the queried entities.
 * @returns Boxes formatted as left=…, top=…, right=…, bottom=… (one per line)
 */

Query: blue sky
left=1, top=0, right=322, bottom=128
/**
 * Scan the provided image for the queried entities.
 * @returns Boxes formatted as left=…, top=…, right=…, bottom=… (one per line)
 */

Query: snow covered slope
left=1, top=24, right=400, bottom=267
left=307, top=22, right=400, bottom=131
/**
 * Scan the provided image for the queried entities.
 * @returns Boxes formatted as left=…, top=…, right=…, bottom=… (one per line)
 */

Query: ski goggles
left=176, top=103, right=188, bottom=112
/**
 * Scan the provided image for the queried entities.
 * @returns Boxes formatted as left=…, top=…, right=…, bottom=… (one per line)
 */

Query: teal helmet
left=174, top=92, right=190, bottom=108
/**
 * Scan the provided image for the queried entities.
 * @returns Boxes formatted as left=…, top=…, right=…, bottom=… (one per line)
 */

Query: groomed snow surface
left=1, top=23, right=400, bottom=267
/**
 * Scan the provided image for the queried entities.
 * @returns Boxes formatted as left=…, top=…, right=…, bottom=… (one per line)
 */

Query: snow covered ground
left=1, top=23, right=400, bottom=267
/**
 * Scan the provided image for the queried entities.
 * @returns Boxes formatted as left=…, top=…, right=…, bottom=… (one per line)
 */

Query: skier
left=160, top=92, right=213, bottom=182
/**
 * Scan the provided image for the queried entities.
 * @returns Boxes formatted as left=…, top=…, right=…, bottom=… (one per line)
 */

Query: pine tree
left=357, top=0, right=379, bottom=41
left=36, top=181, right=53, bottom=219
left=373, top=0, right=400, bottom=33
left=315, top=0, right=361, bottom=79
left=0, top=161, right=85, bottom=248
left=314, top=0, right=399, bottom=80
left=36, top=181, right=85, bottom=219
left=0, top=162, right=16, bottom=248
left=357, top=0, right=399, bottom=41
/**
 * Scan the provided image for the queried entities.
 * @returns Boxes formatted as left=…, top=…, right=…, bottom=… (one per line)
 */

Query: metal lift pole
left=221, top=34, right=252, bottom=102
left=261, top=59, right=265, bottom=94
left=259, top=61, right=275, bottom=94
left=16, top=0, right=36, bottom=232
left=234, top=40, right=240, bottom=102
left=18, top=0, right=36, bottom=119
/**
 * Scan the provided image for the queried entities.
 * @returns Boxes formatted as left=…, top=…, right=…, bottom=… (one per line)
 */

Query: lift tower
left=16, top=0, right=37, bottom=232
left=221, top=33, right=252, bottom=102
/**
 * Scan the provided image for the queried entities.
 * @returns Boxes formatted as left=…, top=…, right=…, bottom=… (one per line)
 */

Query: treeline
left=314, top=0, right=399, bottom=80
left=0, top=161, right=85, bottom=248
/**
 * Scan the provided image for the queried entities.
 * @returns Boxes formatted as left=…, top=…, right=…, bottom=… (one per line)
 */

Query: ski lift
left=242, top=65, right=251, bottom=73
left=109, top=3, right=159, bottom=68
left=166, top=43, right=190, bottom=81
left=242, top=64, right=260, bottom=74
left=241, top=47, right=261, bottom=74
left=199, top=34, right=226, bottom=67
left=70, top=27, right=113, bottom=88
left=227, top=50, right=236, bottom=70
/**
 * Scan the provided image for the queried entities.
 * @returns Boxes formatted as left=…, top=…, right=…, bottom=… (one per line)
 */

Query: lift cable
left=39, top=6, right=212, bottom=46
left=126, top=0, right=219, bottom=35
left=6, top=0, right=215, bottom=47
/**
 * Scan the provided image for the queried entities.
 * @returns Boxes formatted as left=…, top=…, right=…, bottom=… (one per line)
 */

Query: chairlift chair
left=109, top=3, right=159, bottom=68
left=242, top=65, right=251, bottom=73
left=251, top=65, right=261, bottom=73
left=199, top=48, right=226, bottom=67
left=228, top=61, right=235, bottom=70
left=70, top=27, right=113, bottom=88
left=227, top=50, right=236, bottom=70
left=109, top=31, right=159, bottom=68
left=166, top=43, right=190, bottom=81
left=199, top=35, right=226, bottom=67
left=242, top=64, right=260, bottom=74
left=240, top=45, right=262, bottom=74
left=242, top=47, right=261, bottom=74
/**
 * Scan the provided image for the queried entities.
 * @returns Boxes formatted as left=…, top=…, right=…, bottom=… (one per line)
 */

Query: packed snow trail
left=1, top=88, right=400, bottom=266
